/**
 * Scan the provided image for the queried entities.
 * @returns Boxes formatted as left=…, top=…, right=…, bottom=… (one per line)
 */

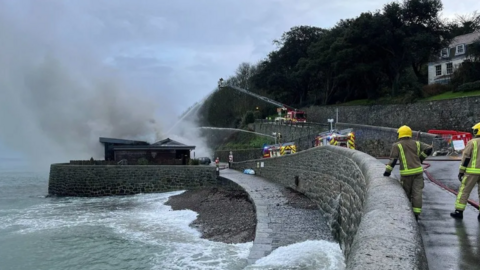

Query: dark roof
left=99, top=137, right=149, bottom=145
left=113, top=145, right=195, bottom=151
left=101, top=137, right=195, bottom=150
left=151, top=138, right=186, bottom=146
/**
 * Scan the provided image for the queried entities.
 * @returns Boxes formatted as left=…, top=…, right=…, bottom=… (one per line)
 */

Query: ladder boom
left=218, top=80, right=288, bottom=109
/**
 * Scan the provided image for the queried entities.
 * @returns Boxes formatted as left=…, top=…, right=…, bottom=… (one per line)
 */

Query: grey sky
left=0, top=0, right=477, bottom=163
left=3, top=0, right=475, bottom=113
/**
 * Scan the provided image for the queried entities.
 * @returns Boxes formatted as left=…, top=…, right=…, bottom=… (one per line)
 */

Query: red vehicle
left=314, top=129, right=355, bottom=149
left=279, top=107, right=307, bottom=123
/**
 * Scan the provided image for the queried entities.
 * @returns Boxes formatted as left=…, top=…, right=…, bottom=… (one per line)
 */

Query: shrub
left=450, top=60, right=480, bottom=91
left=189, top=159, right=200, bottom=165
left=457, top=80, right=480, bottom=92
left=421, top=83, right=452, bottom=97
left=253, top=110, right=262, bottom=120
left=241, top=111, right=255, bottom=127
left=137, top=158, right=149, bottom=165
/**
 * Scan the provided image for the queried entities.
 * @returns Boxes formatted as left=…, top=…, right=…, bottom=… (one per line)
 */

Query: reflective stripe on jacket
left=461, top=138, right=480, bottom=174
left=385, top=138, right=430, bottom=176
left=397, top=142, right=423, bottom=175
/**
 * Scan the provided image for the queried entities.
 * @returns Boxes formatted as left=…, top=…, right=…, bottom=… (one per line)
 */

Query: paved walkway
left=425, top=159, right=478, bottom=204
left=220, top=169, right=333, bottom=264
left=379, top=158, right=480, bottom=270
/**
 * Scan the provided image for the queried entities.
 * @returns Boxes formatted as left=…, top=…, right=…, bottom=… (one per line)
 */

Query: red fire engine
left=314, top=129, right=355, bottom=149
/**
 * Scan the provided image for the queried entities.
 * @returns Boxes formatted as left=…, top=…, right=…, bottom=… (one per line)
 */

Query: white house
left=427, top=31, right=480, bottom=84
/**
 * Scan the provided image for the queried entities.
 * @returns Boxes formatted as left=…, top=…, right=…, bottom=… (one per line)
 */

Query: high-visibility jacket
left=385, top=138, right=432, bottom=176
left=460, top=138, right=480, bottom=174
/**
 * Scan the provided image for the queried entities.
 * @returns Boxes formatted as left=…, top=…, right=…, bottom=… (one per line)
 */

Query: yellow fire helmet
left=397, top=125, right=412, bottom=139
left=472, top=122, right=480, bottom=137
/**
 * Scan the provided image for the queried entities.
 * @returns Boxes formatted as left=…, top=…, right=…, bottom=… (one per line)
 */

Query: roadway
left=379, top=157, right=480, bottom=270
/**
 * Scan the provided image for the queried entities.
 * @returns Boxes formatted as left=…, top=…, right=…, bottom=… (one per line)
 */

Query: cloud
left=0, top=0, right=478, bottom=167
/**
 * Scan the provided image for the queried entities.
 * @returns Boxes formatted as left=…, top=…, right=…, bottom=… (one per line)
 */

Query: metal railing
left=117, top=159, right=128, bottom=165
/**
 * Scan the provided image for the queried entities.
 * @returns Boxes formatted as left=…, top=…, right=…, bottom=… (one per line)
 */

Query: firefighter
left=383, top=125, right=433, bottom=221
left=450, top=122, right=480, bottom=221
left=228, top=151, right=233, bottom=168
left=215, top=157, right=220, bottom=176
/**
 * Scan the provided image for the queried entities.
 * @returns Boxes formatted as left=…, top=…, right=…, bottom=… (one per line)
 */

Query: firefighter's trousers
left=455, top=174, right=480, bottom=211
left=401, top=173, right=424, bottom=215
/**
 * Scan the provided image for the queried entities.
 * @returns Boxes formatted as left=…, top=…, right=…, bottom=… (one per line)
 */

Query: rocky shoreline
left=165, top=186, right=320, bottom=244
left=165, top=187, right=257, bottom=244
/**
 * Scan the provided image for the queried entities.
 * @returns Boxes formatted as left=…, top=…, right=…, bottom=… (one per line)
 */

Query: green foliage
left=216, top=132, right=274, bottom=150
left=457, top=81, right=480, bottom=92
left=450, top=60, right=480, bottom=91
left=423, top=90, right=480, bottom=101
left=137, top=158, right=149, bottom=165
left=241, top=111, right=255, bottom=127
left=189, top=159, right=200, bottom=165
left=446, top=11, right=480, bottom=37
left=195, top=0, right=479, bottom=130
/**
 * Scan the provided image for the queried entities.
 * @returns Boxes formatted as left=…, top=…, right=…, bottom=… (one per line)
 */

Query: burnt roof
left=152, top=138, right=187, bottom=146
left=113, top=145, right=196, bottom=151
left=99, top=137, right=149, bottom=145
left=100, top=137, right=195, bottom=150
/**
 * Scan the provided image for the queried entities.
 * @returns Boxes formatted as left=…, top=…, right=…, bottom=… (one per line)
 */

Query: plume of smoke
left=0, top=2, right=212, bottom=171
left=166, top=116, right=213, bottom=160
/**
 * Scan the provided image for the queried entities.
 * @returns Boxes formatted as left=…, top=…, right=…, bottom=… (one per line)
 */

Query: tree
left=252, top=26, right=326, bottom=106
left=447, top=11, right=480, bottom=37
left=401, top=0, right=450, bottom=84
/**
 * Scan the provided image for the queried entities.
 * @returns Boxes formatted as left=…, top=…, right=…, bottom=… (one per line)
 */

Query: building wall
left=427, top=57, right=466, bottom=84
left=231, top=146, right=427, bottom=270
left=114, top=150, right=187, bottom=165
left=48, top=164, right=220, bottom=196
left=303, top=96, right=480, bottom=132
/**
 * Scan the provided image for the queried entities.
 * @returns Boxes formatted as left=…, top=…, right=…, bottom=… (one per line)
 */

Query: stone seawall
left=48, top=164, right=223, bottom=196
left=253, top=122, right=328, bottom=151
left=336, top=123, right=441, bottom=157
left=250, top=121, right=442, bottom=158
left=253, top=121, right=328, bottom=143
left=215, top=149, right=263, bottom=163
left=231, top=146, right=428, bottom=270
left=304, top=96, right=480, bottom=132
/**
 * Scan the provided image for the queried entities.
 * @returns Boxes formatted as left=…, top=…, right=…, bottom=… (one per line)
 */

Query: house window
left=435, top=65, right=441, bottom=76
left=456, top=44, right=465, bottom=55
left=440, top=48, right=449, bottom=58
left=446, top=63, right=453, bottom=74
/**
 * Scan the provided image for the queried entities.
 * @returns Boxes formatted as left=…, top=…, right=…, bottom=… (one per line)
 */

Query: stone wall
left=253, top=121, right=328, bottom=143
left=48, top=164, right=224, bottom=197
left=251, top=121, right=444, bottom=158
left=253, top=121, right=329, bottom=152
left=336, top=123, right=441, bottom=157
left=70, top=160, right=117, bottom=165
left=304, top=96, right=480, bottom=132
left=232, top=146, right=428, bottom=270
left=215, top=149, right=263, bottom=162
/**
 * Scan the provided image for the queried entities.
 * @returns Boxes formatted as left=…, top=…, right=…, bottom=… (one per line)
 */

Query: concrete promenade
left=379, top=158, right=480, bottom=270
left=220, top=169, right=334, bottom=264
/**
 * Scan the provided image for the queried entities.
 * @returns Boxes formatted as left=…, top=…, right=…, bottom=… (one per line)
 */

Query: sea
left=0, top=158, right=345, bottom=270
